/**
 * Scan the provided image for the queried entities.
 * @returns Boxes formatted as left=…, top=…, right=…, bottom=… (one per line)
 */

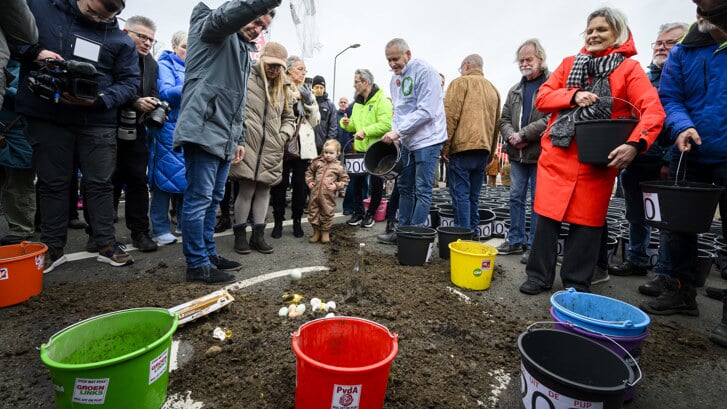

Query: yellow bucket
left=448, top=240, right=498, bottom=290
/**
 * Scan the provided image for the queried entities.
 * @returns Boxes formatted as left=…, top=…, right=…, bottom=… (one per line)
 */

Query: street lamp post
left=332, top=43, right=360, bottom=102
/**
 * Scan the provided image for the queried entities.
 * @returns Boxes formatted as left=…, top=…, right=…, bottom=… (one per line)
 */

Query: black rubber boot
left=214, top=215, right=232, bottom=233
left=293, top=218, right=304, bottom=238
left=250, top=224, right=273, bottom=254
left=271, top=217, right=283, bottom=239
left=385, top=219, right=396, bottom=234
left=710, top=293, right=727, bottom=348
left=233, top=224, right=250, bottom=254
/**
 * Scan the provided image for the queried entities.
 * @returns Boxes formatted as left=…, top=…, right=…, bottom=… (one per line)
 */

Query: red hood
left=579, top=30, right=638, bottom=58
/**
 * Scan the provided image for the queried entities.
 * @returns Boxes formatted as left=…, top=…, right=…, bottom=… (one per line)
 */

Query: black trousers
left=352, top=174, right=384, bottom=216
left=525, top=215, right=602, bottom=291
left=271, top=158, right=309, bottom=221
left=111, top=133, right=150, bottom=236
left=27, top=119, right=117, bottom=250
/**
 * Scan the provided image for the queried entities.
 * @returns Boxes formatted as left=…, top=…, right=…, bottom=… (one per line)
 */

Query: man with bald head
left=442, top=53, right=500, bottom=235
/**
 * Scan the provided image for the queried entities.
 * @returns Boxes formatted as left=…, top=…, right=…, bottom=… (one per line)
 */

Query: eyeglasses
left=353, top=80, right=363, bottom=85
left=651, top=39, right=679, bottom=49
left=128, top=30, right=157, bottom=46
left=84, top=2, right=116, bottom=23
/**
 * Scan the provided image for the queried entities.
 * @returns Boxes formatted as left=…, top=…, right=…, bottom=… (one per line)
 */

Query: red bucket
left=292, top=317, right=398, bottom=408
left=0, top=241, right=47, bottom=308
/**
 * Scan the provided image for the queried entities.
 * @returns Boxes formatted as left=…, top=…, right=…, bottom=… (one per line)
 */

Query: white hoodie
left=389, top=58, right=448, bottom=151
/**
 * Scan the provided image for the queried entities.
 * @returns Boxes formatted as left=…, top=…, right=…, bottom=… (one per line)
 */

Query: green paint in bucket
left=40, top=308, right=178, bottom=408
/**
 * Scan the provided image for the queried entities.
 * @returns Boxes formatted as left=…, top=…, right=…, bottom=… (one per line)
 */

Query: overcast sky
left=120, top=0, right=697, bottom=102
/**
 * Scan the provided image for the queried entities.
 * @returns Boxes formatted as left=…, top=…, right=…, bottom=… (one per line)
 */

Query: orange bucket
left=0, top=241, right=47, bottom=308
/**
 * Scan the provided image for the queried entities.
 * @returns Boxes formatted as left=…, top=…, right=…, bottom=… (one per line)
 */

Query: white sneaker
left=152, top=233, right=178, bottom=246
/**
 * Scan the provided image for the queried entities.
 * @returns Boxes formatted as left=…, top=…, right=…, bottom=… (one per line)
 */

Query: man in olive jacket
left=443, top=53, right=501, bottom=235
left=497, top=39, right=550, bottom=263
left=173, top=0, right=281, bottom=284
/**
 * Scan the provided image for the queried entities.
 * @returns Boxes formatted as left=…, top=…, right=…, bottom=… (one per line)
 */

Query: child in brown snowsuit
left=306, top=140, right=349, bottom=243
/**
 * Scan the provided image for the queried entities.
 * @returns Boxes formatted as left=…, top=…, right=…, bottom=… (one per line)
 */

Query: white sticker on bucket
left=426, top=243, right=434, bottom=263
left=149, top=348, right=169, bottom=385
left=331, top=384, right=361, bottom=409
left=72, top=378, right=109, bottom=404
left=520, top=363, right=603, bottom=409
left=642, top=192, right=662, bottom=222
left=0, top=268, right=8, bottom=281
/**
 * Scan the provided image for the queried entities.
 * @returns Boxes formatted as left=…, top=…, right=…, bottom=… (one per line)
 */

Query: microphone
left=66, top=60, right=98, bottom=76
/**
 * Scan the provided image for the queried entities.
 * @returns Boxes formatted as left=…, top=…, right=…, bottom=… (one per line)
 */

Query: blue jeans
left=447, top=150, right=487, bottom=232
left=507, top=161, right=538, bottom=248
left=398, top=142, right=443, bottom=226
left=150, top=186, right=183, bottom=237
left=181, top=145, right=229, bottom=268
left=666, top=158, right=727, bottom=286
left=621, top=161, right=661, bottom=266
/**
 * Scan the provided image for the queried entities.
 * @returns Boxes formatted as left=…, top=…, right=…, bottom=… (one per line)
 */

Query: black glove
left=298, top=86, right=314, bottom=105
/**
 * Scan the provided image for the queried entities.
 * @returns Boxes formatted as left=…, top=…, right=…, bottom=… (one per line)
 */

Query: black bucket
left=575, top=119, right=637, bottom=166
left=436, top=227, right=473, bottom=259
left=476, top=208, right=496, bottom=240
left=396, top=226, right=436, bottom=266
left=364, top=140, right=403, bottom=181
left=640, top=180, right=725, bottom=233
left=518, top=329, right=635, bottom=409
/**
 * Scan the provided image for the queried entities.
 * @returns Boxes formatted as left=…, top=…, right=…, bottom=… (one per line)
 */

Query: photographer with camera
left=15, top=0, right=139, bottom=273
left=90, top=15, right=162, bottom=254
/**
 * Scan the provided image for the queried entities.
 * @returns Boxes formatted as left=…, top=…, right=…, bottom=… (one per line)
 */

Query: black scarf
left=550, top=52, right=625, bottom=147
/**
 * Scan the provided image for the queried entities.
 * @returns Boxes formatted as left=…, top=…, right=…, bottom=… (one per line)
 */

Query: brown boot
left=309, top=227, right=321, bottom=243
left=321, top=230, right=330, bottom=244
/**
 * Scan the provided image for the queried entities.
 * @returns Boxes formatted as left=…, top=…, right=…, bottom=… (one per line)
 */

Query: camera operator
left=90, top=15, right=161, bottom=253
left=15, top=0, right=139, bottom=273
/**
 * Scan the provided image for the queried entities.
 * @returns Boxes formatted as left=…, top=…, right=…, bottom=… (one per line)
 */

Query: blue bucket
left=550, top=288, right=650, bottom=337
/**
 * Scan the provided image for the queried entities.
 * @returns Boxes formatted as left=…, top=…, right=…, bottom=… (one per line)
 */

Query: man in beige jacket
left=442, top=54, right=500, bottom=236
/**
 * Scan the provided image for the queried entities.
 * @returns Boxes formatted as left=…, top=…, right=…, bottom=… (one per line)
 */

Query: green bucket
left=40, top=308, right=179, bottom=408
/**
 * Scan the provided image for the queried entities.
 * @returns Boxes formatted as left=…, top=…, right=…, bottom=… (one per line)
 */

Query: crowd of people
left=0, top=0, right=726, bottom=346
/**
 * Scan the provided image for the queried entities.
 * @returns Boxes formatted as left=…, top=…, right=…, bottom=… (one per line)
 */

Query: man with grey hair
left=496, top=39, right=550, bottom=262
left=340, top=68, right=392, bottom=229
left=442, top=53, right=500, bottom=236
left=609, top=23, right=688, bottom=285
left=382, top=38, right=448, bottom=229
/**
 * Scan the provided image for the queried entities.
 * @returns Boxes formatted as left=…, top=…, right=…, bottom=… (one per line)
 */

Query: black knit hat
left=312, top=75, right=326, bottom=88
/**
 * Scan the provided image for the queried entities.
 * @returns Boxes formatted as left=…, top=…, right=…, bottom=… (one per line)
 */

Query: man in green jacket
left=340, top=68, right=392, bottom=228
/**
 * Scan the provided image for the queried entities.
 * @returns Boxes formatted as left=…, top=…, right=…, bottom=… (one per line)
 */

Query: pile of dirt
left=1, top=224, right=726, bottom=408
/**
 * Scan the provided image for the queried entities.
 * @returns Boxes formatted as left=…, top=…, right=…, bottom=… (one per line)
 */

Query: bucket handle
left=671, top=150, right=689, bottom=186
left=543, top=94, right=642, bottom=137
left=526, top=321, right=643, bottom=388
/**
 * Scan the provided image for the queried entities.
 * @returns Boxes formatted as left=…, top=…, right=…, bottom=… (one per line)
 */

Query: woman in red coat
left=519, top=7, right=665, bottom=295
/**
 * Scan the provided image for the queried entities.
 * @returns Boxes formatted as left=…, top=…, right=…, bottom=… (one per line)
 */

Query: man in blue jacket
left=640, top=17, right=727, bottom=345
left=173, top=0, right=281, bottom=284
left=16, top=0, right=138, bottom=274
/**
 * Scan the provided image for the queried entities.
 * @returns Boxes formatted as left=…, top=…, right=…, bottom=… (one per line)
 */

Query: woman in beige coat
left=228, top=42, right=296, bottom=254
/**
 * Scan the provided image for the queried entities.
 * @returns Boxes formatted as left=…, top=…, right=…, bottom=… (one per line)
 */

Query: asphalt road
left=2, top=192, right=726, bottom=408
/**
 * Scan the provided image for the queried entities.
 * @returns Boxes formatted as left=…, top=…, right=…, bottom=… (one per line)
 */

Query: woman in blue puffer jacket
left=148, top=31, right=187, bottom=246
